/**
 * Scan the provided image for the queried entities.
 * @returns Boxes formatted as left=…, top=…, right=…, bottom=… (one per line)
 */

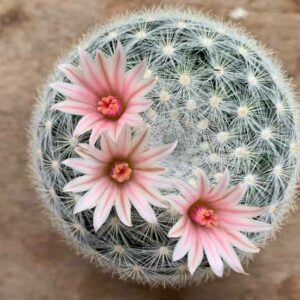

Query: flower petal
left=167, top=195, right=188, bottom=214
left=168, top=216, right=188, bottom=238
left=51, top=100, right=94, bottom=116
left=115, top=188, right=132, bottom=227
left=219, top=216, right=272, bottom=232
left=75, top=143, right=111, bottom=162
left=209, top=169, right=230, bottom=198
left=125, top=184, right=157, bottom=223
left=62, top=158, right=99, bottom=175
left=172, top=221, right=193, bottom=261
left=116, top=125, right=131, bottom=156
left=176, top=179, right=198, bottom=204
left=209, top=229, right=246, bottom=274
left=134, top=170, right=173, bottom=189
left=73, top=113, right=103, bottom=137
left=110, top=41, right=126, bottom=93
left=133, top=141, right=177, bottom=165
left=78, top=47, right=106, bottom=94
left=188, top=231, right=204, bottom=275
left=89, top=121, right=109, bottom=145
left=124, top=59, right=147, bottom=93
left=58, top=63, right=86, bottom=86
left=196, top=169, right=210, bottom=198
left=63, top=175, right=98, bottom=193
left=126, top=77, right=156, bottom=102
left=128, top=127, right=149, bottom=157
left=73, top=178, right=110, bottom=213
left=50, top=82, right=97, bottom=103
left=126, top=98, right=152, bottom=113
left=211, top=183, right=247, bottom=206
left=201, top=229, right=224, bottom=277
left=93, top=183, right=116, bottom=231
left=95, top=50, right=113, bottom=92
left=218, top=205, right=269, bottom=219
left=222, top=229, right=260, bottom=253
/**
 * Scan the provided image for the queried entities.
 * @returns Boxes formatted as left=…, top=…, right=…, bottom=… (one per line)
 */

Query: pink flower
left=51, top=42, right=156, bottom=144
left=62, top=126, right=177, bottom=231
left=167, top=169, right=271, bottom=276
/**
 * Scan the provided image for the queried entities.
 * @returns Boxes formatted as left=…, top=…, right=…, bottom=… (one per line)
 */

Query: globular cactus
left=29, top=8, right=299, bottom=287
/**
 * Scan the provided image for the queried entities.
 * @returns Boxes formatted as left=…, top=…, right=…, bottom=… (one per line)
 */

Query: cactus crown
left=29, top=8, right=299, bottom=287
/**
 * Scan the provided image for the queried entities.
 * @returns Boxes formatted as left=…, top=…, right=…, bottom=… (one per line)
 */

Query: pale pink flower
left=51, top=42, right=156, bottom=144
left=167, top=169, right=271, bottom=276
left=63, top=126, right=177, bottom=231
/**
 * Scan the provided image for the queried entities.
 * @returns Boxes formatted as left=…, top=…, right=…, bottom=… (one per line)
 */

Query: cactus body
left=29, top=8, right=299, bottom=287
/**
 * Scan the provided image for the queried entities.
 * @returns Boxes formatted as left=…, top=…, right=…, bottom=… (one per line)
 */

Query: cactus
left=29, top=8, right=299, bottom=287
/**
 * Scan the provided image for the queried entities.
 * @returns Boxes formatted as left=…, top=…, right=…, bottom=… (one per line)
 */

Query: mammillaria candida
left=30, top=8, right=299, bottom=287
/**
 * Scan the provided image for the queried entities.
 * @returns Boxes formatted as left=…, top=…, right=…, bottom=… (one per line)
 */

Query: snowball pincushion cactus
left=29, top=8, right=299, bottom=287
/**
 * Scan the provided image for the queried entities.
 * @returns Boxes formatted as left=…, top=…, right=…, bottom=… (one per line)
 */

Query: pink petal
left=115, top=188, right=132, bottom=227
left=78, top=47, right=106, bottom=95
left=133, top=141, right=177, bottom=165
left=51, top=100, right=94, bottom=116
left=73, top=113, right=103, bottom=137
left=211, top=183, right=247, bottom=206
left=134, top=164, right=166, bottom=174
left=73, top=178, right=110, bottom=213
left=188, top=231, right=204, bottom=275
left=124, top=59, right=147, bottom=93
left=116, top=126, right=131, bottom=156
left=119, top=112, right=144, bottom=128
left=50, top=82, right=97, bottom=104
left=218, top=205, right=268, bottom=219
left=95, top=51, right=113, bottom=92
left=93, top=183, right=116, bottom=231
left=168, top=216, right=188, bottom=238
left=106, top=120, right=124, bottom=142
left=62, top=158, right=99, bottom=175
left=172, top=221, right=193, bottom=261
left=134, top=170, right=173, bottom=189
left=125, top=184, right=157, bottom=223
left=75, top=143, right=110, bottom=162
left=201, top=229, right=224, bottom=277
left=209, top=229, right=246, bottom=274
left=58, top=63, right=86, bottom=86
left=130, top=181, right=167, bottom=208
left=167, top=195, right=188, bottom=214
left=63, top=175, right=98, bottom=193
left=126, top=98, right=152, bottom=113
left=125, top=77, right=156, bottom=102
left=208, top=169, right=230, bottom=198
left=222, top=229, right=259, bottom=253
left=128, top=127, right=149, bottom=157
left=219, top=216, right=272, bottom=232
left=109, top=41, right=126, bottom=93
left=176, top=179, right=198, bottom=204
left=196, top=169, right=210, bottom=198
left=100, top=131, right=118, bottom=156
left=89, top=121, right=109, bottom=145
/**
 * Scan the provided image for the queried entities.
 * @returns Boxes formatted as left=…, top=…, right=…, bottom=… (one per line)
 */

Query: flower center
left=188, top=201, right=218, bottom=228
left=111, top=161, right=132, bottom=183
left=97, top=95, right=123, bottom=118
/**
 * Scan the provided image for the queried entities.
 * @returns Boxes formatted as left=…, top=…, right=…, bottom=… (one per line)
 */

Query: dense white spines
left=29, top=8, right=299, bottom=287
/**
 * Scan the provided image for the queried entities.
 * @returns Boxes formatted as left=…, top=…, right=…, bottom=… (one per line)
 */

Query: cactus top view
left=29, top=8, right=299, bottom=287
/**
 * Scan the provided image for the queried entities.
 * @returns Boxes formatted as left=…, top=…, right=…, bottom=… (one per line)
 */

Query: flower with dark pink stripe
left=62, top=126, right=177, bottom=231
left=51, top=42, right=156, bottom=144
left=167, top=169, right=271, bottom=276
